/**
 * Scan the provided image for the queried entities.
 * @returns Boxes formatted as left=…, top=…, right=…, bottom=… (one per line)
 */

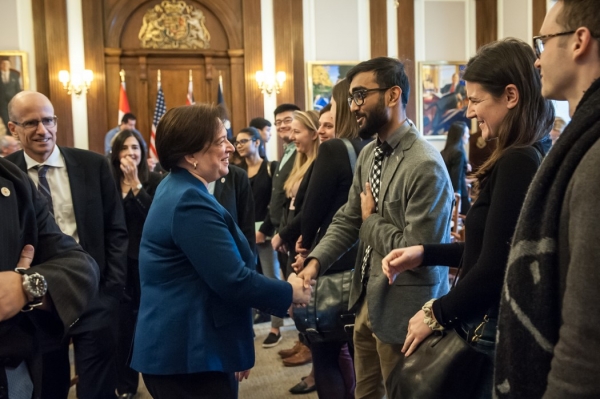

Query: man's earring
left=193, top=162, right=197, bottom=169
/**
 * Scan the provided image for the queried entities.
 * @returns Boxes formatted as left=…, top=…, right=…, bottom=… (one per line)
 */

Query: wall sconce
left=58, top=69, right=94, bottom=96
left=255, top=71, right=286, bottom=95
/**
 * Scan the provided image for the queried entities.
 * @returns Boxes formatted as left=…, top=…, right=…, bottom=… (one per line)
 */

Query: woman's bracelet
left=422, top=299, right=444, bottom=331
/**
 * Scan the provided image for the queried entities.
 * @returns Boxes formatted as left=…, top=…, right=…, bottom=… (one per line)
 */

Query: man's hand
left=381, top=245, right=425, bottom=284
left=256, top=231, right=266, bottom=244
left=360, top=182, right=376, bottom=221
left=297, top=258, right=320, bottom=289
left=288, top=273, right=314, bottom=306
left=0, top=245, right=35, bottom=321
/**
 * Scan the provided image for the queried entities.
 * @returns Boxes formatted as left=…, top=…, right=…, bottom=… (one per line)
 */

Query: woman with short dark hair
left=441, top=121, right=471, bottom=214
left=130, top=104, right=311, bottom=399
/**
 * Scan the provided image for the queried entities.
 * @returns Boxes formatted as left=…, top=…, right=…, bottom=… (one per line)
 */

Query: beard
left=357, top=96, right=388, bottom=139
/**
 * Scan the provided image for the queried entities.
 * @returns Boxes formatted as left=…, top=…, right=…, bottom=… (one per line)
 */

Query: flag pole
left=119, top=69, right=125, bottom=83
left=219, top=71, right=223, bottom=88
left=189, top=69, right=193, bottom=82
left=157, top=69, right=161, bottom=86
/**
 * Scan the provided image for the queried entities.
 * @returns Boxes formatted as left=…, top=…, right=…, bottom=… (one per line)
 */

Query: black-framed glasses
left=234, top=138, right=255, bottom=147
left=274, top=117, right=293, bottom=127
left=347, top=87, right=393, bottom=107
left=533, top=31, right=575, bottom=58
left=11, top=116, right=58, bottom=130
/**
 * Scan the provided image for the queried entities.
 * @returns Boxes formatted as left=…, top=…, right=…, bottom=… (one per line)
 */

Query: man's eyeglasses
left=234, top=138, right=255, bottom=147
left=274, top=117, right=293, bottom=127
left=347, top=87, right=392, bottom=107
left=533, top=31, right=575, bottom=58
left=11, top=116, right=58, bottom=130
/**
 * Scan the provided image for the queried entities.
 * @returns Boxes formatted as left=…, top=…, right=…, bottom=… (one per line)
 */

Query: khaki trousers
left=353, top=297, right=404, bottom=399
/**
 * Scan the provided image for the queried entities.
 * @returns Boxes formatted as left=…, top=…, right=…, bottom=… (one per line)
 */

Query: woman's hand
left=235, top=369, right=251, bottom=382
left=402, top=309, right=434, bottom=357
left=288, top=272, right=314, bottom=306
left=256, top=231, right=266, bottom=244
left=120, top=156, right=140, bottom=189
left=291, top=254, right=306, bottom=273
left=382, top=245, right=425, bottom=284
left=271, top=233, right=287, bottom=253
left=295, top=235, right=310, bottom=257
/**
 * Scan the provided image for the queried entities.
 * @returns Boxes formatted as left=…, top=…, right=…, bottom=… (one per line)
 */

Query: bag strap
left=340, top=138, right=357, bottom=174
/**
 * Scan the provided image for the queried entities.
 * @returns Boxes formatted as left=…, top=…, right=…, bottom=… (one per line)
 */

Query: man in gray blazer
left=300, top=57, right=453, bottom=398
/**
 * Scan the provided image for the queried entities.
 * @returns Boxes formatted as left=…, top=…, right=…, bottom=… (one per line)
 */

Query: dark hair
left=237, top=127, right=263, bottom=147
left=331, top=78, right=359, bottom=139
left=463, top=38, right=555, bottom=185
left=249, top=117, right=272, bottom=130
left=274, top=103, right=301, bottom=117
left=319, top=103, right=332, bottom=116
left=346, top=57, right=410, bottom=108
left=120, top=113, right=136, bottom=124
left=558, top=0, right=600, bottom=55
left=110, top=129, right=149, bottom=185
left=441, top=122, right=468, bottom=164
left=156, top=104, right=223, bottom=171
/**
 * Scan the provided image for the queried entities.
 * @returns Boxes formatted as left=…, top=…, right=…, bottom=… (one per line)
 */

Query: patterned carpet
left=67, top=318, right=316, bottom=398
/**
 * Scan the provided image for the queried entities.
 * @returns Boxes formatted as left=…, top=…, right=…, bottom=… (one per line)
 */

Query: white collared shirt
left=25, top=146, right=79, bottom=242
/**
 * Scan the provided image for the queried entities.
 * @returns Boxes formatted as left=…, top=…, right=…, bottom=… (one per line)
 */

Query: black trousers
left=41, top=326, right=117, bottom=399
left=117, top=258, right=141, bottom=395
left=143, top=371, right=238, bottom=399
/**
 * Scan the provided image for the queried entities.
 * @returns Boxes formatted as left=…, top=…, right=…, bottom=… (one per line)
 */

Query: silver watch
left=15, top=267, right=47, bottom=311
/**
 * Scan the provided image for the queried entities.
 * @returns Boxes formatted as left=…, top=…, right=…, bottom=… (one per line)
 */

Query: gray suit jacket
left=309, top=121, right=453, bottom=344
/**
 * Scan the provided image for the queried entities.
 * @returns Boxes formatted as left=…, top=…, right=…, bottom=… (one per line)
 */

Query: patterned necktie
left=35, top=165, right=54, bottom=218
left=360, top=144, right=387, bottom=285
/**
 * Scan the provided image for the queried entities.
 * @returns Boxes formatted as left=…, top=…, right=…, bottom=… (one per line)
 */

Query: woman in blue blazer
left=130, top=104, right=311, bottom=399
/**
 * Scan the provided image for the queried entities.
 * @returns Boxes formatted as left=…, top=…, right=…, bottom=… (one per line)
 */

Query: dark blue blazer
left=131, top=167, right=292, bottom=374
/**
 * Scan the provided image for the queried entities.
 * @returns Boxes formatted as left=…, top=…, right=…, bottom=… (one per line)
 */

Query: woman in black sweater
left=382, top=39, right=554, bottom=399
left=110, top=129, right=163, bottom=399
left=441, top=121, right=471, bottom=214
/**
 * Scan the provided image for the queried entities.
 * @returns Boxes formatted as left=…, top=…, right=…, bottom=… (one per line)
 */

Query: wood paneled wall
left=32, top=0, right=73, bottom=147
left=370, top=0, right=388, bottom=58
left=476, top=0, right=498, bottom=48
left=397, top=0, right=417, bottom=123
left=532, top=0, right=546, bottom=36
left=242, top=0, right=264, bottom=123
left=273, top=0, right=305, bottom=109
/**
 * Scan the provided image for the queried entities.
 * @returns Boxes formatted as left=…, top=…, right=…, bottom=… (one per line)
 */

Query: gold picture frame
left=0, top=51, right=29, bottom=130
left=417, top=61, right=469, bottom=139
left=305, top=61, right=357, bottom=111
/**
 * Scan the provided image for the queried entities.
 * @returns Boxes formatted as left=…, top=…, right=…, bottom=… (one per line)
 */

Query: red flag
left=118, top=81, right=130, bottom=125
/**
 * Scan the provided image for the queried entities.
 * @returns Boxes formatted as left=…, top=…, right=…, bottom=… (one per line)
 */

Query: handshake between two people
left=381, top=245, right=425, bottom=285
left=287, top=271, right=315, bottom=306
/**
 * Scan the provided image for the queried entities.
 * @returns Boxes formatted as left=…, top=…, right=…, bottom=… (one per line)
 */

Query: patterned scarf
left=494, top=77, right=600, bottom=398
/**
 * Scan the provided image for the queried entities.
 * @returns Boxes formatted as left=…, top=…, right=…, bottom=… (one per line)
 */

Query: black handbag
left=385, top=319, right=491, bottom=399
left=292, top=268, right=355, bottom=343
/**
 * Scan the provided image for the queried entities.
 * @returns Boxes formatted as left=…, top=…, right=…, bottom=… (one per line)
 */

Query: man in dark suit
left=0, top=157, right=99, bottom=399
left=6, top=91, right=128, bottom=399
left=256, top=103, right=300, bottom=348
left=0, top=60, right=22, bottom=131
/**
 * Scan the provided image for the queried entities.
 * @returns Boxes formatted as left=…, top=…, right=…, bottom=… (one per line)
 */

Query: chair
left=450, top=193, right=465, bottom=242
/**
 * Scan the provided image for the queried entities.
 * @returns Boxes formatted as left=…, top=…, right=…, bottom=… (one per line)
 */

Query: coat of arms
left=139, top=0, right=211, bottom=49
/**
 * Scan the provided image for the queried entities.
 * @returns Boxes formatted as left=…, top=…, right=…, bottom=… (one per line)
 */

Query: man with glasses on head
left=495, top=1, right=600, bottom=398
left=256, top=103, right=301, bottom=349
left=6, top=91, right=127, bottom=399
left=298, top=57, right=453, bottom=398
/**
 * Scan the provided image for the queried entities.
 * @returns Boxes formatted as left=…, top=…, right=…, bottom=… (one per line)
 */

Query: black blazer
left=0, top=158, right=99, bottom=398
left=260, top=150, right=296, bottom=236
left=6, top=147, right=128, bottom=333
left=213, top=164, right=256, bottom=253
left=121, top=171, right=163, bottom=260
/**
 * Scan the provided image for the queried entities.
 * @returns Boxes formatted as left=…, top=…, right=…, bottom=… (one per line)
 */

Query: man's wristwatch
left=15, top=267, right=48, bottom=311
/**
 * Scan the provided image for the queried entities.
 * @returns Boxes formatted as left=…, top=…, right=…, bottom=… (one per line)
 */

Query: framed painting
left=0, top=51, right=29, bottom=131
left=305, top=61, right=357, bottom=111
left=417, top=61, right=469, bottom=139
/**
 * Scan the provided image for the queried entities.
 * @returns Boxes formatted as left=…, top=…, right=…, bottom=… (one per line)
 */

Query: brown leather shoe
left=278, top=340, right=303, bottom=359
left=282, top=344, right=312, bottom=367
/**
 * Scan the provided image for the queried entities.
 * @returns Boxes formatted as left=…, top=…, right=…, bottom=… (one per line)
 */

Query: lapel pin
left=221, top=177, right=225, bottom=183
left=1, top=187, right=10, bottom=197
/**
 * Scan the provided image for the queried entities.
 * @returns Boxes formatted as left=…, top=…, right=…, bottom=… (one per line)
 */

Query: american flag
left=149, top=83, right=167, bottom=162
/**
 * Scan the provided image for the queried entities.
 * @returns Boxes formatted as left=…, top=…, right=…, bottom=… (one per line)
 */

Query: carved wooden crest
left=138, top=0, right=211, bottom=49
